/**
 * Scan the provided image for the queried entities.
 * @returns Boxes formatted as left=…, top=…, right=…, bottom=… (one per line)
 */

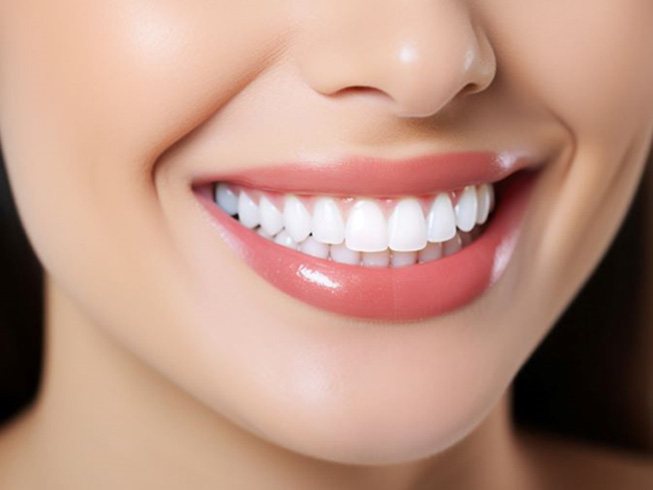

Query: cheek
left=481, top=0, right=653, bottom=254
left=0, top=0, right=292, bottom=384
left=0, top=0, right=286, bottom=291
left=1, top=0, right=287, bottom=163
left=479, top=0, right=653, bottom=328
left=484, top=0, right=653, bottom=140
left=0, top=2, right=307, bottom=461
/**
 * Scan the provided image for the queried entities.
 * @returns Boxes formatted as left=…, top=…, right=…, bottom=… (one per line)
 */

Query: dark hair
left=0, top=146, right=651, bottom=454
left=0, top=149, right=43, bottom=423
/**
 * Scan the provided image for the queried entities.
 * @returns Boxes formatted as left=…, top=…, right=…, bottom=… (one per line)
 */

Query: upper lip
left=191, top=150, right=540, bottom=197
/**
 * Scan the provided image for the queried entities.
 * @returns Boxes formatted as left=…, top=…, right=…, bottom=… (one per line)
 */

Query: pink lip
left=192, top=152, right=538, bottom=321
left=192, top=151, right=536, bottom=197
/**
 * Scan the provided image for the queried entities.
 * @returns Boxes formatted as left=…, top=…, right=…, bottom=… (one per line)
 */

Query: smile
left=212, top=180, right=494, bottom=266
left=192, top=151, right=540, bottom=321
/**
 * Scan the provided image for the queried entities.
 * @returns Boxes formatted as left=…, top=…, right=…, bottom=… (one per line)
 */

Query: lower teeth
left=251, top=221, right=483, bottom=268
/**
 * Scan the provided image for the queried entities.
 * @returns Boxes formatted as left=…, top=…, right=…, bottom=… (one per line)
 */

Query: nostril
left=339, top=85, right=380, bottom=94
left=334, top=84, right=394, bottom=102
left=459, top=81, right=482, bottom=97
left=341, top=85, right=373, bottom=93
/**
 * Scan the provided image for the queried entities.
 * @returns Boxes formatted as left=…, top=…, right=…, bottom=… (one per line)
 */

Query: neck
left=0, top=275, right=536, bottom=490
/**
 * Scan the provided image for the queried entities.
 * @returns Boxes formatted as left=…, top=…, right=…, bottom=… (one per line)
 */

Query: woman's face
left=1, top=0, right=652, bottom=465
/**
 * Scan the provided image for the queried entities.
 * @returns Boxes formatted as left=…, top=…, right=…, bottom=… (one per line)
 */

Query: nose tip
left=367, top=33, right=496, bottom=118
left=295, top=1, right=497, bottom=119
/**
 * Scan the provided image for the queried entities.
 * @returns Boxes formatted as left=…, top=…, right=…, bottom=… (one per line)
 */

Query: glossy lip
left=191, top=152, right=539, bottom=321
left=191, top=150, right=538, bottom=197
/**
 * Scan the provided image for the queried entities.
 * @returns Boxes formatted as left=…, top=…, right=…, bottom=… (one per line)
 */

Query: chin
left=219, top=363, right=505, bottom=466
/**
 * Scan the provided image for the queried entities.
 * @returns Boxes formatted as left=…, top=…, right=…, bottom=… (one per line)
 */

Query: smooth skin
left=0, top=0, right=652, bottom=488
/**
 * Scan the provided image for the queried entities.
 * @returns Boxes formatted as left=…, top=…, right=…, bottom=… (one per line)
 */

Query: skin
left=0, top=0, right=652, bottom=488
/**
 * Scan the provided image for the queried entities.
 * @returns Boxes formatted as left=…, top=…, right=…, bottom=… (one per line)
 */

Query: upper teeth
left=214, top=182, right=494, bottom=263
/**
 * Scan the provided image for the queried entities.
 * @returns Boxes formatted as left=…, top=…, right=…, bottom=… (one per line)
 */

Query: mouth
left=192, top=151, right=540, bottom=321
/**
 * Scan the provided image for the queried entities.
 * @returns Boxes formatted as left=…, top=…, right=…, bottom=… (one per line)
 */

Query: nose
left=295, top=1, right=496, bottom=118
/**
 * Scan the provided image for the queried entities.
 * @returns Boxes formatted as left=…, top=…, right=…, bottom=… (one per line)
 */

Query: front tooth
left=476, top=184, right=491, bottom=225
left=257, top=227, right=273, bottom=240
left=215, top=183, right=239, bottom=215
left=274, top=230, right=298, bottom=250
left=361, top=250, right=390, bottom=267
left=312, top=197, right=345, bottom=244
left=330, top=242, right=361, bottom=265
left=238, top=191, right=260, bottom=228
left=388, top=198, right=427, bottom=252
left=283, top=195, right=311, bottom=242
left=345, top=199, right=388, bottom=252
left=455, top=185, right=478, bottom=232
left=259, top=195, right=284, bottom=235
left=299, top=236, right=329, bottom=259
left=391, top=251, right=417, bottom=268
left=426, top=193, right=457, bottom=242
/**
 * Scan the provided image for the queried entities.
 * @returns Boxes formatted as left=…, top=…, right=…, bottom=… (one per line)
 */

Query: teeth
left=388, top=198, right=427, bottom=252
left=454, top=185, right=478, bottom=232
left=418, top=242, right=442, bottom=263
left=475, top=183, right=491, bottom=225
left=442, top=233, right=462, bottom=256
left=257, top=227, right=274, bottom=240
left=426, top=193, right=457, bottom=242
left=361, top=250, right=390, bottom=267
left=345, top=199, right=388, bottom=252
left=213, top=181, right=497, bottom=267
left=330, top=242, right=361, bottom=265
left=274, top=230, right=298, bottom=249
left=238, top=191, right=260, bottom=229
left=391, top=251, right=417, bottom=268
left=312, top=197, right=345, bottom=244
left=460, top=230, right=473, bottom=247
left=259, top=195, right=284, bottom=236
left=283, top=195, right=311, bottom=243
left=299, top=236, right=330, bottom=259
left=215, top=183, right=239, bottom=216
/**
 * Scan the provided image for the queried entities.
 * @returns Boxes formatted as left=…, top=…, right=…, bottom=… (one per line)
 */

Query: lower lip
left=194, top=171, right=536, bottom=322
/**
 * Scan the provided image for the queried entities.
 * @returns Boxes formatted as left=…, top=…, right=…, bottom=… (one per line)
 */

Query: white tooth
left=476, top=184, right=491, bottom=225
left=215, top=183, right=239, bottom=215
left=312, top=197, right=345, bottom=244
left=418, top=242, right=442, bottom=263
left=237, top=191, right=260, bottom=228
left=391, top=251, right=417, bottom=268
left=387, top=198, right=427, bottom=252
left=299, top=236, right=329, bottom=259
left=426, top=193, right=457, bottom=243
left=274, top=230, right=298, bottom=250
left=283, top=195, right=311, bottom=242
left=259, top=195, right=284, bottom=236
left=330, top=242, right=360, bottom=265
left=345, top=199, right=388, bottom=252
left=361, top=250, right=390, bottom=267
left=257, top=227, right=274, bottom=240
left=442, top=233, right=462, bottom=256
left=455, top=185, right=478, bottom=232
